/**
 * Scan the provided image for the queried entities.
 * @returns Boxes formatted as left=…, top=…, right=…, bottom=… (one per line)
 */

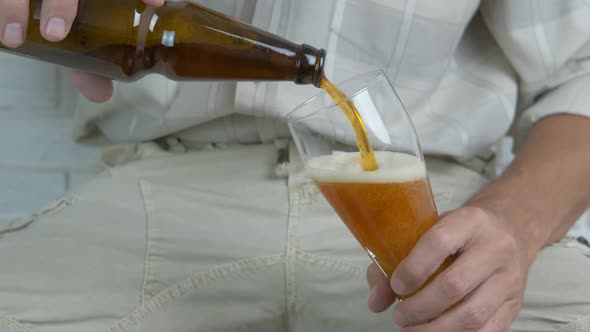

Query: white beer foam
left=308, top=151, right=426, bottom=183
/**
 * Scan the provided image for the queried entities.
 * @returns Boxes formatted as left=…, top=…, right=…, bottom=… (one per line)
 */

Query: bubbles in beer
left=308, top=151, right=452, bottom=297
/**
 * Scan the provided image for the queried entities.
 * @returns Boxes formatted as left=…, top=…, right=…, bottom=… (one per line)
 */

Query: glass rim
left=286, top=70, right=387, bottom=124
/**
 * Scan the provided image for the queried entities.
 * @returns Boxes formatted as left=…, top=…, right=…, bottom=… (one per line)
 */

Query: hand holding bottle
left=0, top=0, right=165, bottom=103
left=1, top=0, right=325, bottom=103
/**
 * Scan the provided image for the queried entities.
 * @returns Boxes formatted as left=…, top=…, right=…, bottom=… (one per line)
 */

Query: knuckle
left=462, top=206, right=489, bottom=220
left=10, top=0, right=27, bottom=10
left=439, top=270, right=468, bottom=301
left=424, top=226, right=454, bottom=254
left=497, top=234, right=519, bottom=254
left=396, top=305, right=428, bottom=325
left=1, top=0, right=28, bottom=17
left=392, top=261, right=429, bottom=295
left=462, top=306, right=491, bottom=331
left=507, top=270, right=524, bottom=287
left=401, top=264, right=429, bottom=288
left=406, top=309, right=426, bottom=324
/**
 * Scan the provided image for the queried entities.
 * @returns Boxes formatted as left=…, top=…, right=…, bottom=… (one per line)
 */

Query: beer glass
left=287, top=71, right=452, bottom=299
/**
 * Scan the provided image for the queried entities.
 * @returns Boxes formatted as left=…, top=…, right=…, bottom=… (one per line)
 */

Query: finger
left=391, top=208, right=483, bottom=296
left=367, top=263, right=386, bottom=289
left=396, top=272, right=517, bottom=331
left=40, top=0, right=78, bottom=42
left=368, top=276, right=397, bottom=313
left=143, top=0, right=165, bottom=7
left=0, top=0, right=29, bottom=48
left=392, top=236, right=515, bottom=325
left=478, top=299, right=521, bottom=332
left=69, top=70, right=113, bottom=103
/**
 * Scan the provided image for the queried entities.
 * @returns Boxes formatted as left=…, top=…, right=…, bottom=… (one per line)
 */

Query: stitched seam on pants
left=558, top=317, right=590, bottom=332
left=106, top=255, right=285, bottom=332
left=0, top=198, right=72, bottom=235
left=138, top=180, right=154, bottom=305
left=0, top=317, right=32, bottom=332
left=295, top=250, right=367, bottom=278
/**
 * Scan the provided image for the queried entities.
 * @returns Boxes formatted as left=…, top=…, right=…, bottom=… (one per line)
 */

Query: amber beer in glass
left=288, top=71, right=452, bottom=299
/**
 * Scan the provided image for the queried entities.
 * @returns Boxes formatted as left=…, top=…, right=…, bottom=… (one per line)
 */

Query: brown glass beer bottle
left=0, top=0, right=326, bottom=87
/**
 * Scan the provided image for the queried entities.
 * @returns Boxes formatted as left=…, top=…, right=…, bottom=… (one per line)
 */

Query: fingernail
left=45, top=18, right=66, bottom=39
left=83, top=88, right=113, bottom=104
left=3, top=23, right=24, bottom=46
left=392, top=309, right=409, bottom=327
left=391, top=276, right=406, bottom=295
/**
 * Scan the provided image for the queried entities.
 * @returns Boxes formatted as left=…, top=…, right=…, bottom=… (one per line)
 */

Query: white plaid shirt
left=78, top=0, right=590, bottom=161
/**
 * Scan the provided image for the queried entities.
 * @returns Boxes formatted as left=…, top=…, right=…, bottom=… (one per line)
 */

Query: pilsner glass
left=288, top=71, right=452, bottom=299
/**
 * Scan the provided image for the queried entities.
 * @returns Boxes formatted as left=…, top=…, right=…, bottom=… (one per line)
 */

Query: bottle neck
left=295, top=44, right=326, bottom=87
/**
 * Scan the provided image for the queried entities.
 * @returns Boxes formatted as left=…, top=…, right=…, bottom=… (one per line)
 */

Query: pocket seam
left=138, top=179, right=156, bottom=304
left=0, top=197, right=72, bottom=235
left=106, top=255, right=285, bottom=332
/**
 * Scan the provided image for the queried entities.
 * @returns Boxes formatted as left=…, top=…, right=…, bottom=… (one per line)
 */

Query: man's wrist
left=465, top=176, right=549, bottom=264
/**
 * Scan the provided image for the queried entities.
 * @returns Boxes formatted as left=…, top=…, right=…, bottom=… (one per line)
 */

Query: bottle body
left=0, top=0, right=326, bottom=86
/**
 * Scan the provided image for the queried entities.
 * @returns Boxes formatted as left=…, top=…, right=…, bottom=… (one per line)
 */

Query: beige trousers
left=0, top=143, right=588, bottom=332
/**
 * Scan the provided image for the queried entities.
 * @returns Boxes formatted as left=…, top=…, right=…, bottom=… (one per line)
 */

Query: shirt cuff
left=516, top=74, right=590, bottom=147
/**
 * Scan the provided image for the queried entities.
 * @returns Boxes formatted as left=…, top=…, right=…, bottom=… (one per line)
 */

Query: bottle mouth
left=297, top=44, right=327, bottom=87
left=312, top=48, right=327, bottom=88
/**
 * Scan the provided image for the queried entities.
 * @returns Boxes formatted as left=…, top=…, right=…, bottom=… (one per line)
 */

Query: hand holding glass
left=288, top=71, right=453, bottom=299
